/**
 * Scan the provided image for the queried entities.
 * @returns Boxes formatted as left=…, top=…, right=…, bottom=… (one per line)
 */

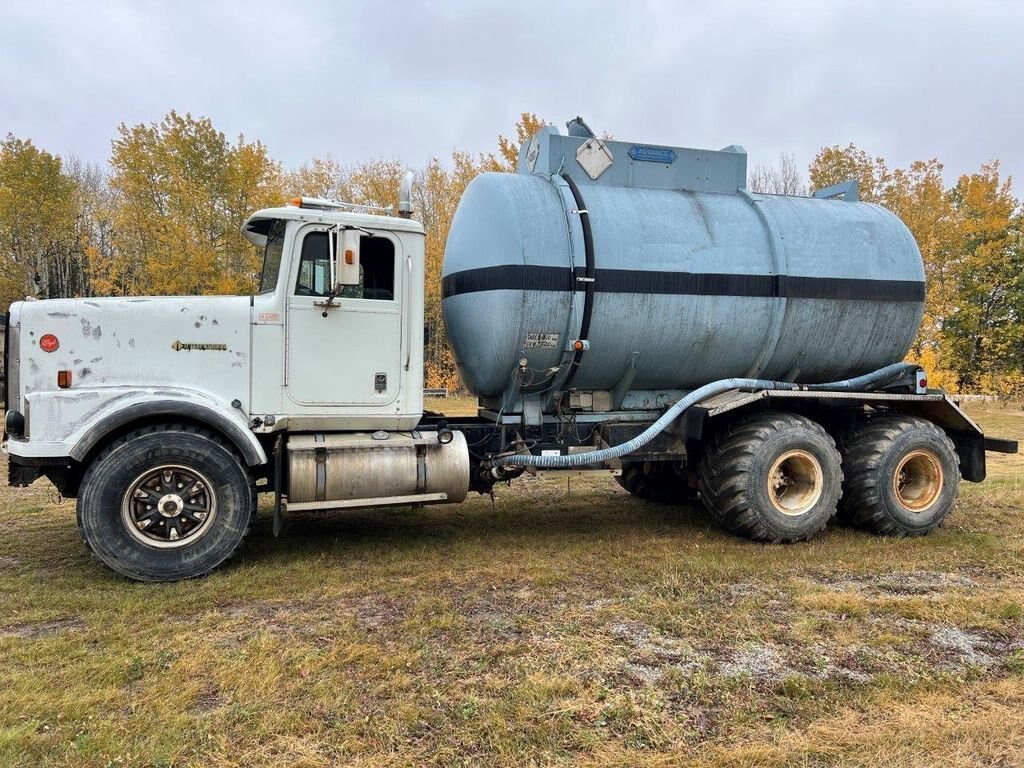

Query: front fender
left=13, top=387, right=267, bottom=467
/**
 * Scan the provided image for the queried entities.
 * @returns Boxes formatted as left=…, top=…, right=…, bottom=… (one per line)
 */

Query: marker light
left=57, top=370, right=72, bottom=389
left=345, top=249, right=355, bottom=265
left=573, top=340, right=585, bottom=351
left=39, top=334, right=59, bottom=353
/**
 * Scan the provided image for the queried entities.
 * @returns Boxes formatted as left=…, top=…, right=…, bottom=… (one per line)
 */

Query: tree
left=0, top=135, right=78, bottom=308
left=103, top=111, right=283, bottom=296
left=495, top=113, right=547, bottom=172
left=808, top=143, right=891, bottom=202
left=749, top=152, right=805, bottom=195
left=286, top=156, right=349, bottom=201
left=941, top=163, right=1022, bottom=391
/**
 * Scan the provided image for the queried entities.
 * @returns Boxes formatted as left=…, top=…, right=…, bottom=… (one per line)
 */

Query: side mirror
left=330, top=228, right=361, bottom=288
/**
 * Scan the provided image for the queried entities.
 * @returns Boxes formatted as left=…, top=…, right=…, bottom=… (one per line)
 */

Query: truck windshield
left=258, top=220, right=288, bottom=293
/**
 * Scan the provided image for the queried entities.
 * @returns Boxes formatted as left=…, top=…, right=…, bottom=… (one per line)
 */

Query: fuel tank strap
left=560, top=174, right=594, bottom=390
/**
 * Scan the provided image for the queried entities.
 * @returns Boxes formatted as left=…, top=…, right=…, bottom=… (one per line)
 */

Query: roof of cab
left=242, top=205, right=424, bottom=246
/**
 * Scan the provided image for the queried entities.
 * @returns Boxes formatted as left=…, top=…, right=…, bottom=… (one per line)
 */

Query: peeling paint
left=79, top=367, right=92, bottom=379
left=89, top=357, right=102, bottom=364
left=128, top=338, right=136, bottom=348
left=47, top=312, right=72, bottom=319
left=84, top=301, right=100, bottom=308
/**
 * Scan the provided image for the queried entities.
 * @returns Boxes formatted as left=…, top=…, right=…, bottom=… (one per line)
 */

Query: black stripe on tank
left=441, top=265, right=925, bottom=303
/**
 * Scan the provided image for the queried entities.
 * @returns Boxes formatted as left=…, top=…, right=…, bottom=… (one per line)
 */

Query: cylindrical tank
left=287, top=432, right=469, bottom=505
left=442, top=171, right=924, bottom=401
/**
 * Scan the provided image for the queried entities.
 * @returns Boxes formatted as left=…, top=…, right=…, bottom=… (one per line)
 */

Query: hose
left=487, top=362, right=917, bottom=469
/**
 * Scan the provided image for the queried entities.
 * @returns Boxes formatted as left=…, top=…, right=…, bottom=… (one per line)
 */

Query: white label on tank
left=524, top=332, right=560, bottom=348
left=576, top=138, right=614, bottom=180
left=541, top=449, right=561, bottom=457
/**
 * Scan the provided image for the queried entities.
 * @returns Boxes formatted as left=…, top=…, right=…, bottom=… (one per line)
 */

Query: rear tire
left=838, top=416, right=959, bottom=536
left=617, top=462, right=698, bottom=503
left=697, top=411, right=843, bottom=542
left=77, top=424, right=256, bottom=582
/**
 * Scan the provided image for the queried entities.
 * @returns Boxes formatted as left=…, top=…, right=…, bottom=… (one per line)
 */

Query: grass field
left=1, top=400, right=1023, bottom=767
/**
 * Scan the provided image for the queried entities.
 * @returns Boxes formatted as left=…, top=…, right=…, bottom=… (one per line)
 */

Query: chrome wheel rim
left=893, top=449, right=943, bottom=513
left=768, top=449, right=824, bottom=516
left=121, top=465, right=217, bottom=549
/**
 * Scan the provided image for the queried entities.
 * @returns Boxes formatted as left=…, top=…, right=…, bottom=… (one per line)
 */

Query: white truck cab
left=244, top=201, right=426, bottom=432
left=4, top=191, right=469, bottom=581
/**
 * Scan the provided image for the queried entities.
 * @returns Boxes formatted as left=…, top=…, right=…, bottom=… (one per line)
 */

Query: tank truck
left=4, top=118, right=1017, bottom=581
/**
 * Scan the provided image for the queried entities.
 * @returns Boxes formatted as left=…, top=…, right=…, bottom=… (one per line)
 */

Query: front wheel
left=77, top=424, right=256, bottom=581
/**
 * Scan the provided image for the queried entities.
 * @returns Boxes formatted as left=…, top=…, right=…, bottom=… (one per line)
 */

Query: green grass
left=0, top=403, right=1022, bottom=766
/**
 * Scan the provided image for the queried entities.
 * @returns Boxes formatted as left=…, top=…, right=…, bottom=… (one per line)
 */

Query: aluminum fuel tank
left=442, top=124, right=924, bottom=403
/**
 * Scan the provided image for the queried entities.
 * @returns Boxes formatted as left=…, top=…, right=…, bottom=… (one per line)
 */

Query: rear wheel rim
left=893, top=449, right=943, bottom=512
left=767, top=449, right=824, bottom=516
left=121, top=464, right=217, bottom=549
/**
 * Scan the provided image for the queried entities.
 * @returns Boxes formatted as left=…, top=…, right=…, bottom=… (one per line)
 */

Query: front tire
left=77, top=424, right=256, bottom=581
left=838, top=416, right=959, bottom=536
left=697, top=411, right=843, bottom=542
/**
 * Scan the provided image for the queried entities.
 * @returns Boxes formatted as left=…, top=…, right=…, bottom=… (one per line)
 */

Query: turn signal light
left=57, top=370, right=72, bottom=389
left=39, top=334, right=59, bottom=353
left=344, top=249, right=354, bottom=265
left=572, top=340, right=585, bottom=351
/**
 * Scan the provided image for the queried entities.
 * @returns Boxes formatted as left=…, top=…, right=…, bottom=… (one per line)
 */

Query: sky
left=2, top=0, right=1023, bottom=189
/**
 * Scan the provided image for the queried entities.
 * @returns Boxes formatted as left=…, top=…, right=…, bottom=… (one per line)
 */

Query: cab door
left=285, top=225, right=403, bottom=407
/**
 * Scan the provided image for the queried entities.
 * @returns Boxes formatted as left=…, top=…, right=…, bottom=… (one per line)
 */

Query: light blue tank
left=442, top=122, right=924, bottom=405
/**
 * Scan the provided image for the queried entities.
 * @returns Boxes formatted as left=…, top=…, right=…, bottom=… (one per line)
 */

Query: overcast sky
left=2, top=0, right=1022, bottom=190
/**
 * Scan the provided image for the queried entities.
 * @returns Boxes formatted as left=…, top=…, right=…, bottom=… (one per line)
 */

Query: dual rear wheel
left=691, top=411, right=959, bottom=543
left=838, top=416, right=959, bottom=536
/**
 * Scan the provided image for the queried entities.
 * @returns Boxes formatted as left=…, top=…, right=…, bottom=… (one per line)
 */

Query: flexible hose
left=489, top=362, right=918, bottom=469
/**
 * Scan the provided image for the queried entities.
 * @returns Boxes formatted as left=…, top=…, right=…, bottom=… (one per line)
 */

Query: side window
left=294, top=231, right=396, bottom=300
left=354, top=236, right=395, bottom=300
left=294, top=232, right=331, bottom=296
left=258, top=219, right=287, bottom=293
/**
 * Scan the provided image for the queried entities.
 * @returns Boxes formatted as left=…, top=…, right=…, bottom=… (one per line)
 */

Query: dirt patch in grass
left=193, top=593, right=409, bottom=647
left=0, top=616, right=84, bottom=639
left=808, top=569, right=983, bottom=596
